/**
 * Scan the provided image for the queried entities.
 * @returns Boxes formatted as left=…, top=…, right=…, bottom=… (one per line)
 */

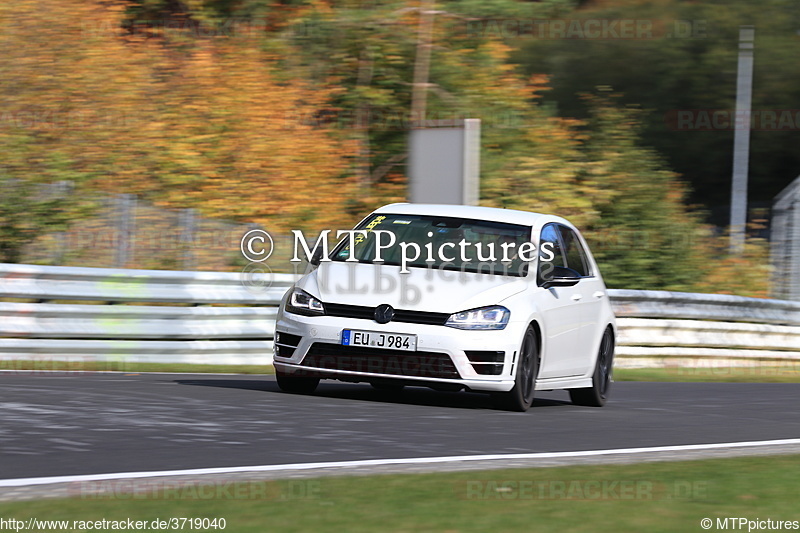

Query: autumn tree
left=0, top=1, right=153, bottom=259
left=125, top=35, right=358, bottom=233
left=0, top=0, right=360, bottom=243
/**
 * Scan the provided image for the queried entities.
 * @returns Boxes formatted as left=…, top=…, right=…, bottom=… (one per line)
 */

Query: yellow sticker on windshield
left=354, top=215, right=386, bottom=246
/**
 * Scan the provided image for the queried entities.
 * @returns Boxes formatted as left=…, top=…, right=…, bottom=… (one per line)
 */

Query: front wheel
left=493, top=326, right=539, bottom=412
left=275, top=368, right=319, bottom=394
left=569, top=327, right=614, bottom=407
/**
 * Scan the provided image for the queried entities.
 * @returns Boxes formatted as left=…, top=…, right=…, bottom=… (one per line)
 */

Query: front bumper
left=274, top=311, right=525, bottom=393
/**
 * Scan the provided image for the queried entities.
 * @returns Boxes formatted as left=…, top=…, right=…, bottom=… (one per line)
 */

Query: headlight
left=445, top=305, right=509, bottom=330
left=285, top=288, right=325, bottom=316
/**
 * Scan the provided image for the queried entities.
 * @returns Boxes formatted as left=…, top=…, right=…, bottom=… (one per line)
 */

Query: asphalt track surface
left=2, top=373, right=800, bottom=482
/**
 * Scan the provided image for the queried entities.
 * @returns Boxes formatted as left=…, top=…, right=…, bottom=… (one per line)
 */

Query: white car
left=274, top=203, right=616, bottom=411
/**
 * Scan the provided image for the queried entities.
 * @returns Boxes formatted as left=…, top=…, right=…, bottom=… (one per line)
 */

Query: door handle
left=593, top=291, right=605, bottom=299
left=571, top=293, right=583, bottom=301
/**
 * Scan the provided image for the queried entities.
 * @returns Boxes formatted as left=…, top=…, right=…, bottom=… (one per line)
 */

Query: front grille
left=324, top=303, right=450, bottom=326
left=299, top=342, right=460, bottom=379
left=275, top=331, right=302, bottom=358
left=465, top=350, right=505, bottom=376
left=324, top=303, right=373, bottom=320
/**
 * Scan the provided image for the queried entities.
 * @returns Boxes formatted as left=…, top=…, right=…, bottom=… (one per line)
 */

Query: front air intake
left=275, top=332, right=302, bottom=358
left=464, top=350, right=504, bottom=375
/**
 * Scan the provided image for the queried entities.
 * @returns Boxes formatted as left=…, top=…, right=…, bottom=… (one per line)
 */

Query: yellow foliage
left=0, top=0, right=358, bottom=235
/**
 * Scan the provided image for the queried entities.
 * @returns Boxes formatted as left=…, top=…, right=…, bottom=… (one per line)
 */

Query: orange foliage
left=140, top=36, right=358, bottom=233
left=0, top=0, right=358, bottom=234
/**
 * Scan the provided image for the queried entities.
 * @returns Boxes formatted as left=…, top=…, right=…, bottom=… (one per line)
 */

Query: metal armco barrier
left=609, top=289, right=800, bottom=326
left=0, top=263, right=295, bottom=366
left=1, top=263, right=799, bottom=367
left=609, top=289, right=800, bottom=368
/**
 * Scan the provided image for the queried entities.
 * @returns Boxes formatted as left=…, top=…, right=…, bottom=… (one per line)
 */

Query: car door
left=558, top=224, right=606, bottom=375
left=535, top=223, right=587, bottom=379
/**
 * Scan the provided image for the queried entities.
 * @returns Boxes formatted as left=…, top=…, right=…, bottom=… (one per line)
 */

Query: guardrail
left=1, top=263, right=799, bottom=368
left=609, top=289, right=800, bottom=367
left=609, top=289, right=800, bottom=325
left=0, top=263, right=295, bottom=366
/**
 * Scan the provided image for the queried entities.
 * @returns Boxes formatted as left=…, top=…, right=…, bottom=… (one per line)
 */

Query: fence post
left=181, top=208, right=196, bottom=270
left=114, top=194, right=136, bottom=268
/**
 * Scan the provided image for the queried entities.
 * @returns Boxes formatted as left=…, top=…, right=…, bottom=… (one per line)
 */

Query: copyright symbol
left=701, top=518, right=713, bottom=529
left=241, top=262, right=274, bottom=294
left=241, top=229, right=274, bottom=262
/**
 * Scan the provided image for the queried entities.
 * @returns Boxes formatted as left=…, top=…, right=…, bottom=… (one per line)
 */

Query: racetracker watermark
left=0, top=517, right=227, bottom=531
left=280, top=109, right=527, bottom=131
left=82, top=18, right=272, bottom=39
left=666, top=109, right=800, bottom=131
left=290, top=353, right=457, bottom=378
left=0, top=356, right=130, bottom=376
left=458, top=479, right=708, bottom=500
left=464, top=19, right=707, bottom=39
left=663, top=360, right=800, bottom=378
left=69, top=479, right=321, bottom=500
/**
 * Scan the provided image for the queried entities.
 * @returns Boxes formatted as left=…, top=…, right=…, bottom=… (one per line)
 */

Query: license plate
left=341, top=330, right=417, bottom=352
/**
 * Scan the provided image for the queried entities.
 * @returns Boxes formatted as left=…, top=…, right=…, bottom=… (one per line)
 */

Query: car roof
left=373, top=203, right=571, bottom=228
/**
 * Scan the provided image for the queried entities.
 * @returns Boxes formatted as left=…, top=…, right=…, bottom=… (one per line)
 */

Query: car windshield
left=331, top=213, right=532, bottom=276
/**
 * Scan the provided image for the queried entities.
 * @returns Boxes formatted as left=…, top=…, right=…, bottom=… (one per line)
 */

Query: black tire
left=493, top=326, right=539, bottom=412
left=569, top=327, right=614, bottom=407
left=275, top=368, right=319, bottom=394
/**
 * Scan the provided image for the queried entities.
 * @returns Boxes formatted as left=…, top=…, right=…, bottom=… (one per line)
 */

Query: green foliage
left=578, top=93, right=709, bottom=290
left=486, top=88, right=771, bottom=296
left=271, top=0, right=577, bottom=195
left=513, top=0, right=800, bottom=211
left=0, top=0, right=775, bottom=296
left=0, top=176, right=73, bottom=263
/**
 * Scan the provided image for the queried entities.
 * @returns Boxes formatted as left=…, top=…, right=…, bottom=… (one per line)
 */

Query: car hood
left=296, top=261, right=527, bottom=313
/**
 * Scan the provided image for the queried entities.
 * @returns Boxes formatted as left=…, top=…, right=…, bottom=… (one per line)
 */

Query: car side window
left=559, top=225, right=591, bottom=277
left=537, top=223, right=566, bottom=285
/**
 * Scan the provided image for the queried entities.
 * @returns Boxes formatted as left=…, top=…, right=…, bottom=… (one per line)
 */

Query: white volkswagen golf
left=274, top=203, right=616, bottom=411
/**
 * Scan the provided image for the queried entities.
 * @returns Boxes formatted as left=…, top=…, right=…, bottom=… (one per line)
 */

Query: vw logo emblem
left=374, top=304, right=395, bottom=324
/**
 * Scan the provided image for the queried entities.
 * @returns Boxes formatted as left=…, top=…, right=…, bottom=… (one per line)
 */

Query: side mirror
left=541, top=266, right=581, bottom=289
left=310, top=246, right=326, bottom=266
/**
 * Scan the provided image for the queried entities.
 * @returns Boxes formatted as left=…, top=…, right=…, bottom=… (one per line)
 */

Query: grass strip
left=2, top=455, right=799, bottom=532
left=615, top=366, right=800, bottom=383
